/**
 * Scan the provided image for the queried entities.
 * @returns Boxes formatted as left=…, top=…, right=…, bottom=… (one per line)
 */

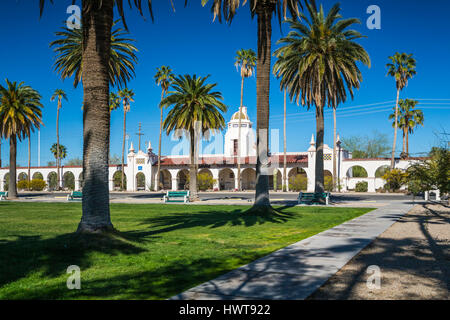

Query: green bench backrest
left=0, top=192, right=7, bottom=195
left=72, top=192, right=83, bottom=197
left=168, top=191, right=188, bottom=196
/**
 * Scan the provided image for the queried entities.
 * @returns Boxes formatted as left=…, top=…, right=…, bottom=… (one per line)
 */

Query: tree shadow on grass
left=0, top=232, right=146, bottom=290
left=121, top=207, right=295, bottom=241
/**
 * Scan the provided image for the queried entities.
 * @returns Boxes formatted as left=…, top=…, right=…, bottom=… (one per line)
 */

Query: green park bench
left=163, top=191, right=189, bottom=203
left=0, top=191, right=8, bottom=200
left=298, top=192, right=330, bottom=205
left=67, top=191, right=83, bottom=201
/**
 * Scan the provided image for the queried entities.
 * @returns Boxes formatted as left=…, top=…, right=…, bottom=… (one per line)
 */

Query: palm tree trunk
left=253, top=4, right=274, bottom=209
left=315, top=103, right=325, bottom=196
left=332, top=107, right=337, bottom=192
left=0, top=139, right=2, bottom=168
left=237, top=75, right=244, bottom=191
left=406, top=130, right=409, bottom=157
left=56, top=101, right=60, bottom=190
left=283, top=89, right=287, bottom=192
left=28, top=136, right=31, bottom=190
left=121, top=109, right=127, bottom=190
left=9, top=135, right=17, bottom=199
left=189, top=130, right=198, bottom=201
left=391, top=89, right=400, bottom=169
left=156, top=89, right=164, bottom=191
left=402, top=128, right=406, bottom=154
left=77, top=0, right=114, bottom=233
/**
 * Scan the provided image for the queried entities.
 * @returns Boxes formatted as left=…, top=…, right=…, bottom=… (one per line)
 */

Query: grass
left=0, top=202, right=373, bottom=299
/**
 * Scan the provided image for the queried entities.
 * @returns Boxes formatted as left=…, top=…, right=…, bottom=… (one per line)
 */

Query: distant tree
left=47, top=161, right=56, bottom=167
left=342, top=132, right=390, bottom=159
left=50, top=143, right=67, bottom=164
left=109, top=154, right=121, bottom=165
left=66, top=158, right=83, bottom=166
left=118, top=88, right=134, bottom=190
left=51, top=88, right=67, bottom=190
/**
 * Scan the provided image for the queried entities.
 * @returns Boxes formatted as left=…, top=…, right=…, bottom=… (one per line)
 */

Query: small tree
left=289, top=175, right=307, bottom=192
left=407, top=147, right=450, bottom=202
left=382, top=169, right=408, bottom=192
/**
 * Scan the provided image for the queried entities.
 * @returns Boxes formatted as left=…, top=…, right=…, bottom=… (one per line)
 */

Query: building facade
left=0, top=107, right=425, bottom=193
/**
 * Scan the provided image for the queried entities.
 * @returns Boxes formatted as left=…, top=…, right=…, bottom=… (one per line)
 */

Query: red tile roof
left=160, top=154, right=308, bottom=166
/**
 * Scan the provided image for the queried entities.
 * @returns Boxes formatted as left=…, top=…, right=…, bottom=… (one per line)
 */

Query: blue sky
left=0, top=0, right=449, bottom=166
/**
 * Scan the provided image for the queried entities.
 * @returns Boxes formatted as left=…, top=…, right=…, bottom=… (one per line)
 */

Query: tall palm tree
left=332, top=106, right=337, bottom=191
left=234, top=49, right=256, bottom=191
left=273, top=2, right=370, bottom=197
left=161, top=75, right=227, bottom=202
left=389, top=99, right=423, bottom=157
left=154, top=66, right=174, bottom=191
left=283, top=88, right=287, bottom=191
left=41, top=0, right=155, bottom=233
left=118, top=88, right=134, bottom=190
left=0, top=80, right=43, bottom=199
left=50, top=20, right=138, bottom=89
left=50, top=89, right=67, bottom=190
left=386, top=52, right=416, bottom=168
left=50, top=143, right=68, bottom=164
left=203, top=0, right=309, bottom=212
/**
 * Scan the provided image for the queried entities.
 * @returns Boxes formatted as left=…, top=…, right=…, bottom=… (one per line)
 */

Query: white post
left=424, top=191, right=429, bottom=201
left=435, top=190, right=441, bottom=201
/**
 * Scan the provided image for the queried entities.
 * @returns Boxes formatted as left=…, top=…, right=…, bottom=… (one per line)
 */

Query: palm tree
left=203, top=0, right=309, bottom=212
left=109, top=92, right=120, bottom=112
left=161, top=75, right=227, bottom=202
left=273, top=2, right=370, bottom=197
left=283, top=89, right=287, bottom=191
left=0, top=79, right=43, bottom=199
left=386, top=53, right=416, bottom=168
left=389, top=99, right=423, bottom=157
left=154, top=66, right=174, bottom=191
left=332, top=106, right=337, bottom=191
left=50, top=89, right=67, bottom=190
left=50, top=143, right=68, bottom=164
left=118, top=88, right=134, bottom=190
left=41, top=0, right=155, bottom=233
left=234, top=49, right=256, bottom=191
left=50, top=20, right=138, bottom=89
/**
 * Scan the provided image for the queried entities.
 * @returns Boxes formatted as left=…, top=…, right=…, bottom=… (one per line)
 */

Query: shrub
left=17, top=180, right=29, bottom=190
left=382, top=169, right=408, bottom=192
left=355, top=181, right=368, bottom=192
left=289, top=175, right=307, bottom=192
left=197, top=173, right=215, bottom=191
left=324, top=176, right=334, bottom=192
left=30, top=179, right=46, bottom=191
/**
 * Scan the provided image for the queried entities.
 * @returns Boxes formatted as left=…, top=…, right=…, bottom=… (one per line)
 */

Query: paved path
left=170, top=200, right=416, bottom=300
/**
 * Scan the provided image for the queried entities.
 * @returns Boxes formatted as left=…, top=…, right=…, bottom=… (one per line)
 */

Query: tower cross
left=136, top=122, right=144, bottom=151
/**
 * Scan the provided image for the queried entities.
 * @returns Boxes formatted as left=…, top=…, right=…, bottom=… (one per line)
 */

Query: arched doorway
left=288, top=167, right=308, bottom=191
left=47, top=172, right=57, bottom=191
left=18, top=172, right=28, bottom=182
left=113, top=171, right=126, bottom=190
left=241, top=168, right=256, bottom=190
left=32, top=172, right=44, bottom=180
left=63, top=171, right=75, bottom=190
left=78, top=172, right=83, bottom=190
left=219, top=168, right=235, bottom=190
left=324, top=170, right=333, bottom=191
left=177, top=169, right=189, bottom=190
left=346, top=166, right=368, bottom=178
left=3, top=173, right=9, bottom=191
left=269, top=169, right=282, bottom=191
left=375, top=165, right=390, bottom=178
left=159, top=170, right=172, bottom=190
left=136, top=172, right=146, bottom=191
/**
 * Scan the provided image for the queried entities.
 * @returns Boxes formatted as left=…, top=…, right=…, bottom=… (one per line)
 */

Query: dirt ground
left=308, top=203, right=450, bottom=300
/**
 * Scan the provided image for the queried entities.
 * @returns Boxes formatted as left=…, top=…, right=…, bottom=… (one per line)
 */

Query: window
left=233, top=124, right=238, bottom=128
left=241, top=124, right=247, bottom=127
left=233, top=139, right=238, bottom=155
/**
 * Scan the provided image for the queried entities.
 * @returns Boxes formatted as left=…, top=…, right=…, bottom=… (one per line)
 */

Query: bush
left=289, top=175, right=307, bottom=192
left=30, top=179, right=46, bottom=191
left=17, top=180, right=29, bottom=190
left=382, top=169, right=408, bottom=192
left=355, top=181, right=368, bottom=192
left=197, top=173, right=215, bottom=191
left=324, top=176, right=334, bottom=192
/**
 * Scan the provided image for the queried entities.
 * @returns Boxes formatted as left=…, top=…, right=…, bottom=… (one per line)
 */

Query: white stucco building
left=0, top=107, right=427, bottom=193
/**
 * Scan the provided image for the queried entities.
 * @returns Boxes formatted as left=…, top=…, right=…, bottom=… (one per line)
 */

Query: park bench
left=0, top=191, right=8, bottom=200
left=298, top=192, right=330, bottom=205
left=67, top=191, right=82, bottom=201
left=163, top=191, right=189, bottom=203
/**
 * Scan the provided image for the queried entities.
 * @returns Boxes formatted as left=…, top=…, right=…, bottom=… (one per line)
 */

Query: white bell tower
left=224, top=106, right=256, bottom=157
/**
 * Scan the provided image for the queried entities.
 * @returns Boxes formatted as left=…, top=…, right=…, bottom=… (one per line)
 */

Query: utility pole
left=136, top=122, right=144, bottom=151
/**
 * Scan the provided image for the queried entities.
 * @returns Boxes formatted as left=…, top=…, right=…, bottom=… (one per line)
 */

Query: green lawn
left=0, top=202, right=372, bottom=299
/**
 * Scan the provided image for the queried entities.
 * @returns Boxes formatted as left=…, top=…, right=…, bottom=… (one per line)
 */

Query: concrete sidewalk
left=170, top=200, right=415, bottom=300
